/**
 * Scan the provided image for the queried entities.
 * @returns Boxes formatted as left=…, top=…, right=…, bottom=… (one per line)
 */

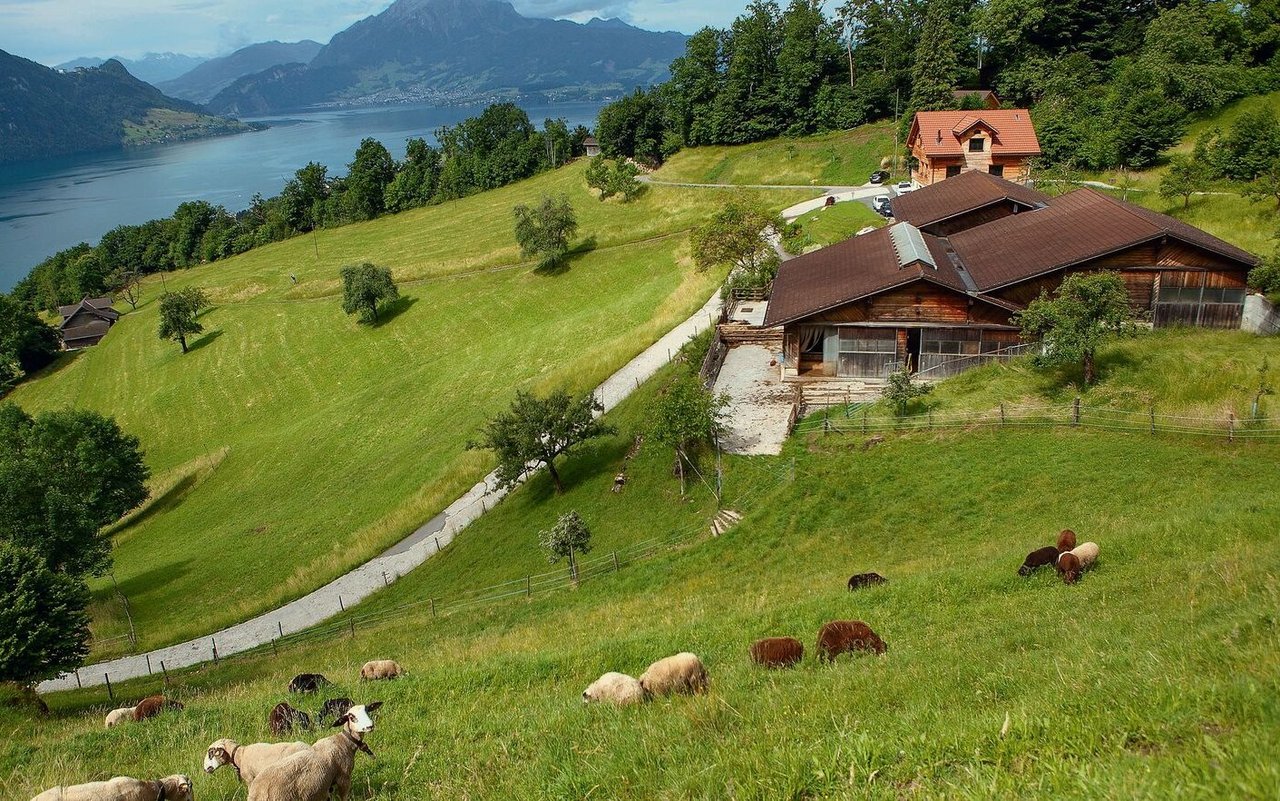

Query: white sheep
left=103, top=706, right=136, bottom=728
left=30, top=774, right=192, bottom=801
left=638, top=653, right=709, bottom=698
left=247, top=702, right=382, bottom=801
left=203, top=737, right=309, bottom=785
left=359, top=659, right=401, bottom=681
left=582, top=672, right=645, bottom=706
left=1070, top=541, right=1100, bottom=570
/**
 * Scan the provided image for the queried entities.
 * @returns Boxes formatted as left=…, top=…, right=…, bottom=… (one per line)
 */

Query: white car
left=895, top=181, right=915, bottom=194
left=872, top=195, right=892, bottom=216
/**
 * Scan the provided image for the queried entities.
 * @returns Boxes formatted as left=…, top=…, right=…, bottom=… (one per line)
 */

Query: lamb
left=204, top=738, right=309, bottom=785
left=1057, top=529, right=1078, bottom=551
left=132, top=696, right=184, bottom=722
left=359, top=660, right=401, bottom=681
left=30, top=774, right=192, bottom=801
left=1019, top=546, right=1060, bottom=576
left=846, top=572, right=888, bottom=591
left=637, top=653, right=708, bottom=698
left=287, top=674, right=330, bottom=694
left=749, top=637, right=804, bottom=668
left=104, top=706, right=136, bottom=728
left=582, top=672, right=645, bottom=706
left=1057, top=542, right=1100, bottom=584
left=247, top=702, right=382, bottom=801
left=816, top=620, right=887, bottom=663
left=268, top=702, right=313, bottom=736
left=318, top=698, right=354, bottom=726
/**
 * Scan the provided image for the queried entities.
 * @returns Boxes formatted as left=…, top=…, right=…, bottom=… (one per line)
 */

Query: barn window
left=969, top=138, right=985, bottom=152
left=946, top=165, right=962, bottom=178
left=988, top=164, right=1004, bottom=177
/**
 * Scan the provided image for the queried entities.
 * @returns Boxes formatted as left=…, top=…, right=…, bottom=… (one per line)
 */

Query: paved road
left=635, top=175, right=894, bottom=222
left=39, top=292, right=724, bottom=694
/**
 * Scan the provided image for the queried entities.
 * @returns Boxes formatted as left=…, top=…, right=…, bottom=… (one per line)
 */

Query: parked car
left=869, top=170, right=891, bottom=185
left=895, top=180, right=915, bottom=194
left=872, top=195, right=893, bottom=216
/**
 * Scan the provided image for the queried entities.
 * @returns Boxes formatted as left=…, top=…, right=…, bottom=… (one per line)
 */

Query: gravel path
left=714, top=345, right=795, bottom=456
left=39, top=292, right=724, bottom=694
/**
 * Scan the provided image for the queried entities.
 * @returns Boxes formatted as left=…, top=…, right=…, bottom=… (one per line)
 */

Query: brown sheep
left=846, top=572, right=888, bottom=591
left=269, top=701, right=313, bottom=736
left=749, top=637, right=804, bottom=668
left=816, top=620, right=886, bottom=663
left=359, top=660, right=401, bottom=681
left=1057, top=542, right=1099, bottom=584
left=132, top=695, right=184, bottom=722
left=1057, top=529, right=1078, bottom=551
left=1019, top=546, right=1060, bottom=576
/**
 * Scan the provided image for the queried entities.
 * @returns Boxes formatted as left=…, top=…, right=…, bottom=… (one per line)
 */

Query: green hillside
left=6, top=160, right=810, bottom=656
left=6, top=334, right=1279, bottom=799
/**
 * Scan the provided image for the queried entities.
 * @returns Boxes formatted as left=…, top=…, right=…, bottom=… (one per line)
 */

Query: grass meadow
left=5, top=160, right=811, bottom=656
left=790, top=200, right=887, bottom=248
left=5, top=344, right=1279, bottom=798
left=652, top=123, right=898, bottom=187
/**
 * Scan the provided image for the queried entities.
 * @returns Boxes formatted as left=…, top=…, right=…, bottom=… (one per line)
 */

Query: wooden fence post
left=349, top=618, right=355, bottom=638
left=862, top=409, right=868, bottom=434
left=271, top=639, right=278, bottom=657
left=430, top=598, right=436, bottom=618
left=823, top=405, right=830, bottom=435
left=278, top=621, right=284, bottom=638
left=1229, top=412, right=1235, bottom=442
left=339, top=596, right=345, bottom=612
left=74, top=669, right=82, bottom=689
left=212, top=639, right=218, bottom=664
left=105, top=674, right=113, bottom=701
left=526, top=576, right=531, bottom=596
left=160, top=661, right=168, bottom=686
left=612, top=551, right=620, bottom=572
left=1150, top=404, right=1156, bottom=435
left=1000, top=403, right=1005, bottom=427
left=1073, top=396, right=1081, bottom=426
left=145, top=654, right=152, bottom=675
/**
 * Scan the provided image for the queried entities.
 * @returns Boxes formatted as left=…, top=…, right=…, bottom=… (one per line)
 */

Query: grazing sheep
left=1019, top=546, right=1060, bottom=576
left=247, top=702, right=382, bottom=801
left=1057, top=542, right=1100, bottom=584
left=204, top=738, right=309, bottom=785
left=318, top=698, right=354, bottom=726
left=1057, top=529, right=1078, bottom=551
left=132, top=696, right=184, bottom=722
left=268, top=702, right=313, bottom=736
left=749, top=637, right=804, bottom=669
left=582, top=672, right=645, bottom=706
left=359, top=660, right=401, bottom=681
left=637, top=653, right=708, bottom=698
left=846, top=572, right=888, bottom=591
left=287, top=674, right=330, bottom=694
left=816, top=620, right=887, bottom=663
left=104, top=706, right=136, bottom=728
left=30, top=774, right=192, bottom=801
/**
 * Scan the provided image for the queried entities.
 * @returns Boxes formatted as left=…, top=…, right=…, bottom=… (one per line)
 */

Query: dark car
left=872, top=195, right=893, bottom=216
left=869, top=170, right=891, bottom=185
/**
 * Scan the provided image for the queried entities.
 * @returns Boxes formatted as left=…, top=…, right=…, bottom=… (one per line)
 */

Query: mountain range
left=0, top=51, right=252, bottom=163
left=206, top=0, right=688, bottom=114
left=54, top=52, right=208, bottom=84
left=156, top=40, right=324, bottom=104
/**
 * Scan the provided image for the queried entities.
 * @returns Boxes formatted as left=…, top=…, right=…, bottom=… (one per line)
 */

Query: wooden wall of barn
left=804, top=282, right=1017, bottom=328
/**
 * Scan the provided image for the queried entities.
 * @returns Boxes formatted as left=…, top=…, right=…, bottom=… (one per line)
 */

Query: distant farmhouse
left=59, top=297, right=118, bottom=350
left=764, top=171, right=1258, bottom=380
left=908, top=109, right=1040, bottom=187
left=583, top=136, right=601, bottom=157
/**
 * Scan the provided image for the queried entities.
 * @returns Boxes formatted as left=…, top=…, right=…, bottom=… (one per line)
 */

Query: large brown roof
left=765, top=183, right=1259, bottom=326
left=890, top=170, right=1049, bottom=227
left=909, top=109, right=1041, bottom=158
left=58, top=296, right=114, bottom=318
left=948, top=188, right=1259, bottom=290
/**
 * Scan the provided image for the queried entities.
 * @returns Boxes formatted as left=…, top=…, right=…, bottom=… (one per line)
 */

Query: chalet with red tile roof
left=908, top=109, right=1041, bottom=187
left=58, top=297, right=118, bottom=350
left=763, top=175, right=1258, bottom=380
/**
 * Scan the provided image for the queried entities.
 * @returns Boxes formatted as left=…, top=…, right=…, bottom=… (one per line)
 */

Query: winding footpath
left=39, top=293, right=724, bottom=694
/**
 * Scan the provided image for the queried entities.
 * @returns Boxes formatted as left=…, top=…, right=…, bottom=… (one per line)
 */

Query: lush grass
left=6, top=162, right=809, bottom=656
left=7, top=360, right=1279, bottom=798
left=652, top=123, right=898, bottom=187
left=1180, top=89, right=1280, bottom=153
left=790, top=199, right=887, bottom=248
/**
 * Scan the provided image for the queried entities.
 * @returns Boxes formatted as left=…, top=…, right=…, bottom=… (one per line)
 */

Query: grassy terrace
left=790, top=199, right=887, bottom=248
left=652, top=122, right=898, bottom=187
left=7, top=333, right=1279, bottom=798
left=7, top=160, right=811, bottom=656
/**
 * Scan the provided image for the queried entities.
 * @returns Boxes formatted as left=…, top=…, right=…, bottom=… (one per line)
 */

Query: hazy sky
left=2, top=0, right=744, bottom=65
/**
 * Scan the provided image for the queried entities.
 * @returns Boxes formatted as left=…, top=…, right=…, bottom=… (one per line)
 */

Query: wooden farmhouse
left=763, top=171, right=1259, bottom=380
left=583, top=136, right=601, bottom=157
left=907, top=109, right=1040, bottom=187
left=58, top=296, right=119, bottom=350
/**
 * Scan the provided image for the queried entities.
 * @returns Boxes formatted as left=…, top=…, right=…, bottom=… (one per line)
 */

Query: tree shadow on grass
left=186, top=329, right=224, bottom=353
left=117, top=470, right=206, bottom=534
left=110, top=558, right=195, bottom=600
left=372, top=295, right=418, bottom=328
left=534, top=236, right=599, bottom=276
left=26, top=350, right=83, bottom=382
left=521, top=434, right=633, bottom=502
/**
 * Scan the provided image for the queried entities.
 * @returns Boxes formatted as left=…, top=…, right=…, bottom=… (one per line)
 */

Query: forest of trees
left=9, top=104, right=590, bottom=315
left=595, top=0, right=1280, bottom=170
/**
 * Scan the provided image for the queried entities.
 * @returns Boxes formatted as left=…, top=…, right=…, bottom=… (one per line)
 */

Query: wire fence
left=793, top=397, right=1280, bottom=440
left=77, top=457, right=798, bottom=699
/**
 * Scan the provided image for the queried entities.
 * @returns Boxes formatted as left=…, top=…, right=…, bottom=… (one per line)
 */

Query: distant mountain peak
left=585, top=17, right=634, bottom=29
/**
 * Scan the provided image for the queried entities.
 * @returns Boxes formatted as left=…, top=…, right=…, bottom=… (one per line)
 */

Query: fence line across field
left=793, top=399, right=1280, bottom=440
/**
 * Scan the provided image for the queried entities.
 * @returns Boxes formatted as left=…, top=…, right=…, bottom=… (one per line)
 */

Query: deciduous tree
left=539, top=510, right=592, bottom=581
left=157, top=286, right=209, bottom=354
left=469, top=389, right=615, bottom=494
left=513, top=194, right=579, bottom=269
left=1014, top=272, right=1137, bottom=385
left=0, top=541, right=91, bottom=689
left=649, top=374, right=729, bottom=495
left=340, top=262, right=399, bottom=324
left=1159, top=154, right=1209, bottom=209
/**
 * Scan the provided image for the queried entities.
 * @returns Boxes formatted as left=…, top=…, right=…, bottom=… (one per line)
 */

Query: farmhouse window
left=946, top=165, right=962, bottom=178
left=969, top=138, right=985, bottom=152
left=988, top=164, right=1004, bottom=177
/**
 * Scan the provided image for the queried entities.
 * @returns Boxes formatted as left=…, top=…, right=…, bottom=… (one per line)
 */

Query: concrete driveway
left=714, top=345, right=795, bottom=456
